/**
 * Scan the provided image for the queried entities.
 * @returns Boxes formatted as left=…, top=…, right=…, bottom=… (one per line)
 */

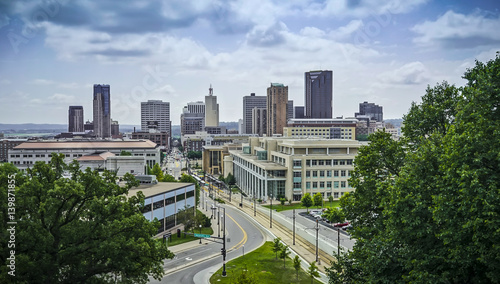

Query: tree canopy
left=0, top=155, right=173, bottom=283
left=301, top=193, right=313, bottom=212
left=328, top=53, right=500, bottom=283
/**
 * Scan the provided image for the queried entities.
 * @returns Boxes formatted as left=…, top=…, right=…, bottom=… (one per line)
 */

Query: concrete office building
left=9, top=140, right=160, bottom=170
left=183, top=132, right=256, bottom=152
left=294, top=106, right=305, bottom=119
left=141, top=100, right=172, bottom=136
left=305, top=70, right=333, bottom=119
left=251, top=108, right=267, bottom=137
left=284, top=118, right=358, bottom=140
left=128, top=182, right=196, bottom=235
left=1, top=139, right=27, bottom=162
left=205, top=86, right=219, bottom=127
left=230, top=137, right=363, bottom=202
left=267, top=83, right=289, bottom=136
left=355, top=101, right=383, bottom=122
left=68, top=106, right=84, bottom=133
left=181, top=101, right=205, bottom=136
left=76, top=152, right=147, bottom=176
left=132, top=131, right=170, bottom=149
left=242, top=93, right=267, bottom=134
left=287, top=100, right=294, bottom=120
left=93, top=84, right=111, bottom=138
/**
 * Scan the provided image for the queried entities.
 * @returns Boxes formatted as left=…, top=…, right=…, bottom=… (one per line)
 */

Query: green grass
left=166, top=226, right=214, bottom=246
left=210, top=242, right=322, bottom=284
left=262, top=201, right=341, bottom=212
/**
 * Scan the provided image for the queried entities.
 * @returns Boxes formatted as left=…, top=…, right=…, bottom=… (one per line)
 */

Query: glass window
left=334, top=170, right=339, bottom=177
left=339, top=160, right=346, bottom=165
left=326, top=170, right=332, bottom=177
left=346, top=159, right=353, bottom=165
left=306, top=171, right=311, bottom=178
left=334, top=192, right=339, bottom=198
left=327, top=181, right=332, bottom=189
left=341, top=170, right=346, bottom=177
left=306, top=160, right=311, bottom=166
left=318, top=160, right=324, bottom=166
left=293, top=171, right=302, bottom=177
left=293, top=160, right=302, bottom=167
left=312, top=160, right=317, bottom=166
left=293, top=182, right=301, bottom=189
left=333, top=159, right=338, bottom=165
left=325, top=160, right=331, bottom=166
left=313, top=182, right=318, bottom=189
left=334, top=181, right=339, bottom=188
left=312, top=171, right=318, bottom=178
left=341, top=181, right=346, bottom=188
left=306, top=182, right=311, bottom=189
left=319, top=171, right=325, bottom=177
left=320, top=182, right=325, bottom=188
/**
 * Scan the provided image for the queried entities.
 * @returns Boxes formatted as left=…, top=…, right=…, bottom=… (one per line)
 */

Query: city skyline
left=0, top=1, right=499, bottom=125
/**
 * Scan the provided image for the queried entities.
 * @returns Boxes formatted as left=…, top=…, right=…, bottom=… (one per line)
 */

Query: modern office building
left=229, top=137, right=363, bottom=201
left=294, top=106, right=305, bottom=119
left=93, top=84, right=111, bottom=138
left=267, top=83, right=289, bottom=136
left=181, top=102, right=205, bottom=136
left=182, top=132, right=257, bottom=152
left=68, top=106, right=84, bottom=133
left=205, top=85, right=219, bottom=127
left=1, top=139, right=27, bottom=162
left=132, top=131, right=170, bottom=149
left=355, top=101, right=383, bottom=122
left=284, top=118, right=358, bottom=140
left=128, top=182, right=196, bottom=235
left=242, top=93, right=267, bottom=134
left=141, top=100, right=172, bottom=136
left=287, top=100, right=294, bottom=120
left=251, top=108, right=267, bottom=137
left=305, top=70, right=333, bottom=119
left=111, top=120, right=120, bottom=137
left=9, top=140, right=160, bottom=170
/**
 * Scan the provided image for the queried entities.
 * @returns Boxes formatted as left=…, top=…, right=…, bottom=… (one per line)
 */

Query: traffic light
left=220, top=248, right=226, bottom=257
left=177, top=229, right=181, bottom=238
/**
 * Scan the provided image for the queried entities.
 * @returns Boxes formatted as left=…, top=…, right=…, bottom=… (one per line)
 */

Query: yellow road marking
left=226, top=213, right=247, bottom=250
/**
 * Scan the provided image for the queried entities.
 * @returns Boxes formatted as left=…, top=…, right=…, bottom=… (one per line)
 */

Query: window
left=341, top=170, right=346, bottom=177
left=333, top=159, right=339, bottom=165
left=339, top=160, right=346, bottom=165
left=334, top=170, right=339, bottom=177
left=334, top=181, right=339, bottom=188
left=325, top=160, right=331, bottom=166
left=320, top=182, right=325, bottom=188
left=293, top=182, right=301, bottom=189
left=327, top=181, right=332, bottom=189
left=341, top=181, right=346, bottom=188
left=318, top=160, right=324, bottom=166
left=306, top=160, right=311, bottom=166
left=313, top=182, right=318, bottom=189
left=293, top=160, right=302, bottom=167
left=306, top=182, right=311, bottom=189
left=311, top=160, right=317, bottom=166
left=293, top=171, right=302, bottom=177
left=312, top=171, right=318, bottom=178
left=319, top=171, right=325, bottom=177
left=346, top=159, right=353, bottom=165
left=306, top=171, right=311, bottom=178
left=347, top=170, right=351, bottom=177
left=334, top=192, right=339, bottom=198
left=326, top=170, right=332, bottom=177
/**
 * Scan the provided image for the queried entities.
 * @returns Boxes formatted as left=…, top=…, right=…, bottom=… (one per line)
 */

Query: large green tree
left=179, top=173, right=200, bottom=208
left=313, top=192, right=323, bottom=208
left=150, top=163, right=164, bottom=182
left=301, top=193, right=313, bottom=213
left=0, top=154, right=173, bottom=283
left=328, top=53, right=500, bottom=283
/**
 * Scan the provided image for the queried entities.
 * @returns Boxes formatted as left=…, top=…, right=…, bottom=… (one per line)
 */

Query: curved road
left=149, top=204, right=266, bottom=284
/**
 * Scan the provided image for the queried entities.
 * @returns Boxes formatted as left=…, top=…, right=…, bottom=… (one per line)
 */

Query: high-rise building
left=267, top=83, right=289, bottom=136
left=93, top=84, right=111, bottom=138
left=355, top=101, right=383, bottom=122
left=205, top=85, right=219, bottom=127
left=294, top=106, right=305, bottom=119
left=68, top=106, right=84, bottom=132
left=287, top=100, right=294, bottom=121
left=141, top=100, right=171, bottom=135
left=242, top=93, right=267, bottom=134
left=251, top=108, right=267, bottom=137
left=305, top=70, right=333, bottom=119
left=181, top=101, right=205, bottom=136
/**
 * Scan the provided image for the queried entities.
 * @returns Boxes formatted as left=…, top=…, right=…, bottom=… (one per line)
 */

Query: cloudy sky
left=0, top=0, right=499, bottom=125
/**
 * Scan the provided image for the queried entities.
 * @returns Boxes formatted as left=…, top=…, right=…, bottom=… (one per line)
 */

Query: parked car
left=333, top=222, right=350, bottom=228
left=342, top=224, right=353, bottom=231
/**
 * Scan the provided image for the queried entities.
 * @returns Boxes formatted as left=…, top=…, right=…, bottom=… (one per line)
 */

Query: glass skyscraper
left=305, top=70, right=333, bottom=119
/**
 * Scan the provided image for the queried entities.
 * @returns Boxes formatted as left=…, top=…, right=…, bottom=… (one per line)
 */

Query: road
left=148, top=203, right=266, bottom=284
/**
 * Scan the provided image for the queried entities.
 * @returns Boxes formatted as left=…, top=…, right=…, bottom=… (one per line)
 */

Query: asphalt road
left=148, top=204, right=266, bottom=284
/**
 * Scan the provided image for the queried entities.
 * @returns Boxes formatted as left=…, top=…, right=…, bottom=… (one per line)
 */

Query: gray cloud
left=83, top=48, right=151, bottom=57
left=246, top=22, right=288, bottom=47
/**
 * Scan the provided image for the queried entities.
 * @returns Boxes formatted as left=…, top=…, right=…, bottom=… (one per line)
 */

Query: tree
left=226, top=173, right=236, bottom=186
left=279, top=245, right=291, bottom=268
left=176, top=205, right=196, bottom=232
left=308, top=261, right=320, bottom=284
left=280, top=198, right=286, bottom=210
left=272, top=237, right=283, bottom=260
left=328, top=195, right=334, bottom=207
left=313, top=192, right=323, bottom=208
left=150, top=163, right=164, bottom=182
left=0, top=155, right=173, bottom=284
left=323, top=207, right=344, bottom=224
left=162, top=174, right=176, bottom=182
left=293, top=255, right=301, bottom=280
left=120, top=150, right=132, bottom=156
left=301, top=193, right=313, bottom=213
left=179, top=174, right=201, bottom=208
left=233, top=266, right=256, bottom=284
left=186, top=151, right=202, bottom=159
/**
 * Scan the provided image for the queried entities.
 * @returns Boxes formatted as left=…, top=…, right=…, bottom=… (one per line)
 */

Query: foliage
left=0, top=155, right=173, bottom=284
left=162, top=174, right=176, bottom=182
left=233, top=266, right=257, bottom=284
left=272, top=237, right=283, bottom=260
left=120, top=150, right=132, bottom=156
left=186, top=151, right=202, bottom=159
left=323, top=207, right=344, bottom=224
left=176, top=205, right=196, bottom=232
left=307, top=261, right=320, bottom=284
left=179, top=173, right=200, bottom=208
left=329, top=53, right=500, bottom=283
left=313, top=192, right=323, bottom=208
left=280, top=197, right=286, bottom=209
left=301, top=193, right=313, bottom=212
left=328, top=195, right=334, bottom=207
left=293, top=255, right=301, bottom=280
left=150, top=163, right=164, bottom=182
left=225, top=173, right=236, bottom=185
left=279, top=245, right=291, bottom=268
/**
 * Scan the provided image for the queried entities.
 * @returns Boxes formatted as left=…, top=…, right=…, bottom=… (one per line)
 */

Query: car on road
left=333, top=222, right=350, bottom=228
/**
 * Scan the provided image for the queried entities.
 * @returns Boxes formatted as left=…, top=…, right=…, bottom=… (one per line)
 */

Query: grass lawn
left=166, top=210, right=214, bottom=247
left=210, top=242, right=322, bottom=284
left=262, top=201, right=341, bottom=212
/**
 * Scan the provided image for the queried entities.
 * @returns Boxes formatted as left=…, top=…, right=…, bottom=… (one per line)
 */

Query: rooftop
left=127, top=182, right=194, bottom=198
left=13, top=140, right=157, bottom=150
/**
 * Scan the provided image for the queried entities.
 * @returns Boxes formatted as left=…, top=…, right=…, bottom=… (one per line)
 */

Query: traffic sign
left=194, top=233, right=211, bottom=238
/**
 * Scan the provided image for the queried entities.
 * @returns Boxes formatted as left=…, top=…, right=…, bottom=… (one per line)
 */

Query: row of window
left=301, top=170, right=351, bottom=178
left=11, top=153, right=156, bottom=158
left=143, top=190, right=195, bottom=213
left=292, top=159, right=354, bottom=167
left=304, top=181, right=351, bottom=189
left=311, top=192, right=346, bottom=198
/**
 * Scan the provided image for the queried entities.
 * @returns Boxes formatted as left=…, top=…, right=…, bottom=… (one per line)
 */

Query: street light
left=270, top=194, right=273, bottom=228
left=199, top=224, right=202, bottom=244
left=222, top=207, right=227, bottom=277
left=242, top=245, right=245, bottom=258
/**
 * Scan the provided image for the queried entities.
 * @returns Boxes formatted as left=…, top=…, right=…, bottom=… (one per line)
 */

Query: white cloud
left=412, top=10, right=500, bottom=48
left=305, top=0, right=428, bottom=18
left=378, top=61, right=429, bottom=85
left=49, top=93, right=76, bottom=103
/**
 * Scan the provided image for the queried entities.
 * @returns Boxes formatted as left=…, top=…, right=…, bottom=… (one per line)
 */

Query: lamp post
left=199, top=224, right=202, bottom=244
left=270, top=194, right=273, bottom=228
left=242, top=245, right=245, bottom=258
left=222, top=207, right=227, bottom=277
left=254, top=197, right=256, bottom=217
left=293, top=209, right=296, bottom=245
left=217, top=206, right=220, bottom=238
left=315, top=219, right=319, bottom=263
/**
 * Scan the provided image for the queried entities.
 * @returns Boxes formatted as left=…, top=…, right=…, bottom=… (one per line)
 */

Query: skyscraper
left=355, top=101, right=383, bottom=122
left=305, top=70, right=333, bottom=119
left=181, top=101, right=205, bottom=136
left=267, top=83, right=288, bottom=136
left=68, top=106, right=84, bottom=132
left=93, top=84, right=111, bottom=138
left=141, top=100, right=171, bottom=135
left=242, top=93, right=267, bottom=134
left=205, top=85, right=219, bottom=127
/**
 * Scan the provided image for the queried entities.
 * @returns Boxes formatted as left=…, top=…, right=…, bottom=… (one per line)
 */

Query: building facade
left=355, top=101, right=383, bottom=122
left=242, top=93, right=267, bottom=134
left=251, top=108, right=267, bottom=137
left=284, top=118, right=358, bottom=140
left=1, top=139, right=27, bottom=162
left=9, top=140, right=160, bottom=170
left=93, top=84, right=111, bottom=138
left=294, top=106, right=305, bottom=119
left=141, top=100, right=172, bottom=136
left=267, top=83, right=289, bottom=136
left=181, top=101, right=205, bottom=136
left=205, top=86, right=219, bottom=127
left=230, top=137, right=362, bottom=202
left=68, top=106, right=84, bottom=132
left=305, top=70, right=333, bottom=119
left=131, top=131, right=170, bottom=149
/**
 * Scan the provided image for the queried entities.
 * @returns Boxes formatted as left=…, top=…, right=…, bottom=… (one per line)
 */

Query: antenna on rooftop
left=209, top=84, right=213, bottom=96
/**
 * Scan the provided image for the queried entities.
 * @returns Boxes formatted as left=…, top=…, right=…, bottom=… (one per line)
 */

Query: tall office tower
left=68, top=106, right=84, bottom=132
left=242, top=93, right=267, bottom=134
left=205, top=85, right=219, bottom=127
left=287, top=100, right=294, bottom=121
left=266, top=83, right=289, bottom=136
left=141, top=100, right=171, bottom=135
left=355, top=101, right=383, bottom=122
left=252, top=107, right=267, bottom=137
left=305, top=70, right=333, bottom=118
left=93, top=84, right=111, bottom=138
left=180, top=101, right=205, bottom=136
left=294, top=106, right=305, bottom=119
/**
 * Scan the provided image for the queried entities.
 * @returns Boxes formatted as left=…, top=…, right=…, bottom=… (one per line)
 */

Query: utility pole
left=270, top=194, right=273, bottom=228
left=316, top=219, right=319, bottom=263
left=254, top=197, right=256, bottom=217
left=337, top=227, right=340, bottom=256
left=222, top=207, right=227, bottom=277
left=217, top=207, right=220, bottom=238
left=293, top=209, right=296, bottom=245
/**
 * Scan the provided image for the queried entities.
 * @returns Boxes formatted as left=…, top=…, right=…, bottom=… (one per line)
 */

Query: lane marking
left=226, top=213, right=247, bottom=250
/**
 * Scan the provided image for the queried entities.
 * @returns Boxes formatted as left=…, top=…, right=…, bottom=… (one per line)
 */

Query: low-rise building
left=230, top=137, right=364, bottom=202
left=1, top=139, right=27, bottom=162
left=284, top=118, right=357, bottom=140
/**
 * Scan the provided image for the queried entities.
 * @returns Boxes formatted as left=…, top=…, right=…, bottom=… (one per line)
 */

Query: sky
left=0, top=0, right=499, bottom=126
